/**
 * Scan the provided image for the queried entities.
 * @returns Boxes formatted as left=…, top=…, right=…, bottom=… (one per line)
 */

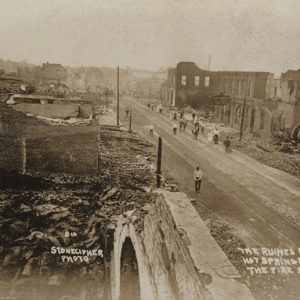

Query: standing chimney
left=208, top=55, right=212, bottom=71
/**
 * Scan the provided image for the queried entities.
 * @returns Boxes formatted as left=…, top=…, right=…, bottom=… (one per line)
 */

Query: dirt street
left=116, top=96, right=300, bottom=299
left=117, top=96, right=300, bottom=248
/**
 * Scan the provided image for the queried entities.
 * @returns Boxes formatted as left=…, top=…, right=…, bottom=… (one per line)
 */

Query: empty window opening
left=204, top=76, right=210, bottom=87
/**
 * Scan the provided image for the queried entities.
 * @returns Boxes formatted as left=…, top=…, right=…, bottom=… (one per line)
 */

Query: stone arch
left=291, top=123, right=300, bottom=140
left=111, top=221, right=156, bottom=300
left=120, top=237, right=140, bottom=300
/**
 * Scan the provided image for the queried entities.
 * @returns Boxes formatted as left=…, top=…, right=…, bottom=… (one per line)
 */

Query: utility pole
left=129, top=109, right=132, bottom=133
left=239, top=75, right=249, bottom=141
left=156, top=137, right=162, bottom=188
left=105, top=88, right=108, bottom=108
left=117, top=66, right=120, bottom=126
left=21, top=138, right=26, bottom=174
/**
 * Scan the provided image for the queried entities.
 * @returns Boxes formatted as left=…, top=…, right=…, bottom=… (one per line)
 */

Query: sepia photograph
left=0, top=0, right=300, bottom=299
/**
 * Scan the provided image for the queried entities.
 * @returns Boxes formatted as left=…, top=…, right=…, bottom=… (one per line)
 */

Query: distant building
left=275, top=70, right=300, bottom=139
left=160, top=62, right=217, bottom=109
left=213, top=69, right=300, bottom=139
left=32, top=62, right=69, bottom=96
left=41, top=62, right=67, bottom=82
left=213, top=71, right=276, bottom=137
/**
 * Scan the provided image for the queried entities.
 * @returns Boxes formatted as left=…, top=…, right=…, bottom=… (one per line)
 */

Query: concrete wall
left=111, top=191, right=253, bottom=300
left=13, top=103, right=93, bottom=119
left=0, top=137, right=22, bottom=171
left=25, top=132, right=98, bottom=175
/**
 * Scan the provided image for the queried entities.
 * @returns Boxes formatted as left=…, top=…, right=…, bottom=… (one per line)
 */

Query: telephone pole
left=117, top=66, right=120, bottom=126
left=208, top=54, right=212, bottom=71
left=156, top=137, right=162, bottom=188
left=105, top=88, right=108, bottom=108
left=239, top=75, right=249, bottom=141
left=129, top=109, right=132, bottom=133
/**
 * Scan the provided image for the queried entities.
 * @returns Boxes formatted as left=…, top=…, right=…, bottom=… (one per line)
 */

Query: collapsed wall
left=111, top=190, right=254, bottom=300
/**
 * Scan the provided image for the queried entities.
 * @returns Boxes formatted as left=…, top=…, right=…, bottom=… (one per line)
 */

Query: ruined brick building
left=160, top=62, right=217, bottom=109
left=161, top=62, right=300, bottom=138
left=214, top=69, right=300, bottom=138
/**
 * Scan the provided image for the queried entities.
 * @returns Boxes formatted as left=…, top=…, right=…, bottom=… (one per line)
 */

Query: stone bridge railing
left=110, top=190, right=254, bottom=300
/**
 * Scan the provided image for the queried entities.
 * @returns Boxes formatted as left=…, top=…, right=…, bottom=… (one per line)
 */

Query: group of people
left=143, top=106, right=235, bottom=194
left=171, top=120, right=188, bottom=135
left=147, top=103, right=163, bottom=113
left=169, top=110, right=188, bottom=135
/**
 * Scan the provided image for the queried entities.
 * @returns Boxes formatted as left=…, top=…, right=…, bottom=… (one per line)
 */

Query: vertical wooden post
left=21, top=138, right=26, bottom=174
left=117, top=67, right=120, bottom=126
left=239, top=75, right=249, bottom=141
left=156, top=137, right=162, bottom=188
left=105, top=89, right=108, bottom=108
left=97, top=155, right=101, bottom=175
left=129, top=109, right=132, bottom=133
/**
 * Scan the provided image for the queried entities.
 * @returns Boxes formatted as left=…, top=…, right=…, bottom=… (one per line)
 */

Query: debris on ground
left=0, top=126, right=157, bottom=300
left=230, top=134, right=300, bottom=179
left=208, top=220, right=300, bottom=300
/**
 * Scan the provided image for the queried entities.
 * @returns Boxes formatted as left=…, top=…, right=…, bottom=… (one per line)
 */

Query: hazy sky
left=0, top=0, right=299, bottom=75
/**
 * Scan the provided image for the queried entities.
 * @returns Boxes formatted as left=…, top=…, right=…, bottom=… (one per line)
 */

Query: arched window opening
left=120, top=238, right=141, bottom=300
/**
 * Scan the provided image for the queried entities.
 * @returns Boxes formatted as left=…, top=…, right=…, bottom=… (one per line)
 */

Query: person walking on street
left=194, top=166, right=203, bottom=193
left=213, top=127, right=219, bottom=144
left=183, top=120, right=187, bottom=131
left=172, top=122, right=178, bottom=135
left=125, top=107, right=129, bottom=117
left=201, top=125, right=205, bottom=135
left=192, top=112, right=196, bottom=122
left=224, top=136, right=231, bottom=153
left=208, top=131, right=214, bottom=143
left=179, top=120, right=184, bottom=131
left=149, top=124, right=154, bottom=136
left=173, top=111, right=177, bottom=121
left=194, top=127, right=199, bottom=139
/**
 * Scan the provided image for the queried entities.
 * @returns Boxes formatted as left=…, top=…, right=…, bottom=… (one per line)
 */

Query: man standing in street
left=192, top=112, right=196, bottom=122
left=193, top=166, right=203, bottom=193
left=224, top=136, right=231, bottom=153
left=149, top=124, right=154, bottom=136
left=183, top=120, right=187, bottom=131
left=172, top=122, right=178, bottom=135
left=201, top=124, right=205, bottom=135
